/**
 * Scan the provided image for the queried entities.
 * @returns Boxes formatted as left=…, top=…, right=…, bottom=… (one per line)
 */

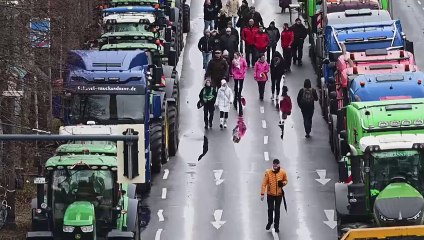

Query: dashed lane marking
left=264, top=136, right=268, bottom=144
left=162, top=188, right=167, bottom=199
left=158, top=209, right=164, bottom=222
left=260, top=106, right=265, bottom=113
left=262, top=120, right=267, bottom=128
left=264, top=152, right=270, bottom=161
left=155, top=229, right=163, bottom=240
left=163, top=169, right=169, bottom=179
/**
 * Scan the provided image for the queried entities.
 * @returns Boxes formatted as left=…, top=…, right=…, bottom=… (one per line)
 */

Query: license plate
left=34, top=177, right=46, bottom=184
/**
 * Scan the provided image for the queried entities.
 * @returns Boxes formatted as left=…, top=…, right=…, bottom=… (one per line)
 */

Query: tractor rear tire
left=168, top=105, right=179, bottom=156
left=150, top=121, right=163, bottom=174
left=183, top=4, right=190, bottom=33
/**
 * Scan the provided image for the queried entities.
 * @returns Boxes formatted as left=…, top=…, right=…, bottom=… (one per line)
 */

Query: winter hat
left=221, top=79, right=227, bottom=86
left=282, top=86, right=288, bottom=93
left=242, top=0, right=248, bottom=4
left=295, top=18, right=301, bottom=22
left=273, top=159, right=280, bottom=164
left=223, top=50, right=229, bottom=56
left=226, top=27, right=232, bottom=32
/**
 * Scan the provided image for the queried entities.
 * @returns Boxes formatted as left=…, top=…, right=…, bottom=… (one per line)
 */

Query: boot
left=220, top=118, right=224, bottom=129
left=223, top=118, right=228, bottom=128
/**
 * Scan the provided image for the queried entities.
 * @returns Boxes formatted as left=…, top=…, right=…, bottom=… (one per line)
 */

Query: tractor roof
left=56, top=143, right=117, bottom=155
left=45, top=155, right=117, bottom=168
left=326, top=9, right=391, bottom=25
left=101, top=31, right=156, bottom=38
left=325, top=2, right=381, bottom=14
left=100, top=43, right=161, bottom=53
left=103, top=6, right=157, bottom=14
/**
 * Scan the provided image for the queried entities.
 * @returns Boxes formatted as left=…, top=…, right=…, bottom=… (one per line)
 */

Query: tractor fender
left=127, top=184, right=136, bottom=199
left=126, top=198, right=139, bottom=233
left=335, top=182, right=350, bottom=216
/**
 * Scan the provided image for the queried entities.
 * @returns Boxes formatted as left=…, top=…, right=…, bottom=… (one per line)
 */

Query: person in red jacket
left=241, top=19, right=259, bottom=67
left=278, top=86, right=292, bottom=139
left=254, top=26, right=270, bottom=62
left=280, top=23, right=294, bottom=72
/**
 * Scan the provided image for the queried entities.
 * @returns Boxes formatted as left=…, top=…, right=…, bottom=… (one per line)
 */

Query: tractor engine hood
left=63, top=201, right=95, bottom=227
left=374, top=183, right=424, bottom=226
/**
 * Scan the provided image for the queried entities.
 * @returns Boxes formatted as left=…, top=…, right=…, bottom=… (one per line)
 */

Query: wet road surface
left=139, top=0, right=424, bottom=239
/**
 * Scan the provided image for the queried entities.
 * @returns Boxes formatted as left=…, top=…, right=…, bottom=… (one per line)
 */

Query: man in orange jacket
left=261, top=159, right=288, bottom=233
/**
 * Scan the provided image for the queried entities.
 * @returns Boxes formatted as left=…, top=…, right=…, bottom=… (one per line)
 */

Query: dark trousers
left=267, top=195, right=283, bottom=227
left=301, top=109, right=314, bottom=134
left=245, top=44, right=255, bottom=66
left=283, top=48, right=292, bottom=69
left=271, top=77, right=282, bottom=95
left=203, top=103, right=215, bottom=126
left=292, top=39, right=305, bottom=62
left=234, top=79, right=244, bottom=115
left=257, top=81, right=266, bottom=99
left=267, top=45, right=277, bottom=62
left=219, top=111, right=229, bottom=118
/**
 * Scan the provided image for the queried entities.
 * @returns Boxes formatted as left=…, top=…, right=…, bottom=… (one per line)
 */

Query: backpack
left=301, top=88, right=314, bottom=105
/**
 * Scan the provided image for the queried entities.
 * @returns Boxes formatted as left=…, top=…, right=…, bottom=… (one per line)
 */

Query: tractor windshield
left=370, top=150, right=424, bottom=193
left=106, top=23, right=148, bottom=33
left=51, top=169, right=114, bottom=226
left=70, top=94, right=145, bottom=124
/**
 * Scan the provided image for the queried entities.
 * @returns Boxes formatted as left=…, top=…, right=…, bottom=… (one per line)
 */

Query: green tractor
left=26, top=143, right=141, bottom=240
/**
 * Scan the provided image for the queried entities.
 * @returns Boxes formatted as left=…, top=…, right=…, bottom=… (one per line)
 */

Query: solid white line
left=155, top=229, right=163, bottom=240
left=262, top=120, right=267, bottom=128
left=264, top=152, right=270, bottom=161
left=419, top=0, right=422, bottom=4
left=163, top=169, right=169, bottom=180
left=158, top=209, right=164, bottom=222
left=161, top=188, right=167, bottom=199
left=260, top=106, right=265, bottom=113
left=264, top=136, right=268, bottom=144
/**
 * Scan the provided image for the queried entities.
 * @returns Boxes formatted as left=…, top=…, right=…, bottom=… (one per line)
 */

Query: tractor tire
left=183, top=4, right=190, bottom=33
left=329, top=116, right=335, bottom=153
left=150, top=121, right=163, bottom=174
left=168, top=104, right=179, bottom=156
left=330, top=115, right=338, bottom=158
left=161, top=106, right=169, bottom=164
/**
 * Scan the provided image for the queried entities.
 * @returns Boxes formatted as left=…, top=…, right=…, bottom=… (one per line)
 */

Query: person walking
left=222, top=50, right=231, bottom=79
left=297, top=79, right=318, bottom=138
left=216, top=79, right=234, bottom=129
left=291, top=18, right=308, bottom=66
left=237, top=0, right=250, bottom=29
left=219, top=21, right=239, bottom=44
left=241, top=19, right=259, bottom=67
left=205, top=49, right=229, bottom=88
left=266, top=21, right=280, bottom=61
left=254, top=26, right=270, bottom=63
left=254, top=53, right=270, bottom=100
left=261, top=158, right=288, bottom=233
left=278, top=86, right=292, bottom=139
left=279, top=0, right=292, bottom=13
left=210, top=30, right=222, bottom=51
left=217, top=9, right=231, bottom=31
left=204, top=1, right=218, bottom=31
left=270, top=51, right=285, bottom=100
left=199, top=79, right=217, bottom=129
left=198, top=29, right=214, bottom=69
left=225, top=0, right=239, bottom=28
left=231, top=52, right=248, bottom=110
left=281, top=23, right=294, bottom=72
left=220, top=28, right=239, bottom=61
left=247, top=6, right=264, bottom=27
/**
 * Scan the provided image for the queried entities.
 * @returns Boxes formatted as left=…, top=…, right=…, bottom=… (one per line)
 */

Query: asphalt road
left=134, top=0, right=424, bottom=239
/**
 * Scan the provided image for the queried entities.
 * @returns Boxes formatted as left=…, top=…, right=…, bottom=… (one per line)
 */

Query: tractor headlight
left=407, top=211, right=422, bottom=221
left=379, top=213, right=394, bottom=222
left=81, top=225, right=94, bottom=233
left=63, top=226, right=75, bottom=232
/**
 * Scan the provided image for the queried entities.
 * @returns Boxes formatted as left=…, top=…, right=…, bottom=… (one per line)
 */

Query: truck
left=62, top=50, right=179, bottom=187
left=334, top=98, right=424, bottom=238
left=329, top=69, right=424, bottom=161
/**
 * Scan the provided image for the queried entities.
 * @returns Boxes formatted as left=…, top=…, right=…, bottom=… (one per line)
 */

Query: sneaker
left=305, top=134, right=311, bottom=138
left=204, top=125, right=208, bottom=129
left=266, top=223, right=272, bottom=230
left=220, top=124, right=223, bottom=129
left=224, top=123, right=227, bottom=128
left=275, top=228, right=280, bottom=233
left=209, top=123, right=213, bottom=128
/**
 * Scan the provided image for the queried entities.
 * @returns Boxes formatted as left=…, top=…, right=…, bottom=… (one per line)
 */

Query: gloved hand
left=260, top=195, right=264, bottom=201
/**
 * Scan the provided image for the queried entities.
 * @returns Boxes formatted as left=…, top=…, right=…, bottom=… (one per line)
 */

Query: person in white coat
left=225, top=0, right=240, bottom=28
left=216, top=79, right=234, bottom=128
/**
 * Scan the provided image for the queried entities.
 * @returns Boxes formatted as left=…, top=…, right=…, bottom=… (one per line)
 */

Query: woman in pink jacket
left=254, top=53, right=270, bottom=100
left=231, top=52, right=248, bottom=110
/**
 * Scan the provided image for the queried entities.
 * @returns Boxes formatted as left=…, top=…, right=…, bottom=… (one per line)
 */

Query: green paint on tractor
left=45, top=155, right=117, bottom=168
left=377, top=183, right=423, bottom=200
left=56, top=143, right=117, bottom=155
left=63, top=201, right=95, bottom=227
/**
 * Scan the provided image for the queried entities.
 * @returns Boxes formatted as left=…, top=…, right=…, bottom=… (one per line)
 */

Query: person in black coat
left=198, top=30, right=214, bottom=69
left=247, top=6, right=264, bottom=27
left=270, top=51, right=286, bottom=99
left=219, top=21, right=239, bottom=43
left=204, top=1, right=218, bottom=31
left=220, top=28, right=238, bottom=61
left=297, top=79, right=318, bottom=138
left=210, top=30, right=222, bottom=51
left=290, top=18, right=308, bottom=66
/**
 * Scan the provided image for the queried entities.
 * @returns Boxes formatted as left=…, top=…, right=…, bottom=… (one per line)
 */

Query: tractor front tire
left=150, top=121, right=163, bottom=174
left=183, top=4, right=190, bottom=33
left=168, top=104, right=179, bottom=156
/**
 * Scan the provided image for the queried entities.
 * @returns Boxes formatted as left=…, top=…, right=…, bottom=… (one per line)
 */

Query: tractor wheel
left=150, top=121, right=163, bottom=174
left=168, top=104, right=179, bottom=156
left=331, top=115, right=338, bottom=158
left=329, top=116, right=335, bottom=153
left=183, top=4, right=190, bottom=33
left=161, top=106, right=169, bottom=164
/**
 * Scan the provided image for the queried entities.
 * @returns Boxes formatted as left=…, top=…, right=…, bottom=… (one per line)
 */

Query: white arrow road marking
left=158, top=209, right=164, bottom=222
left=161, top=188, right=167, bottom=199
left=155, top=229, right=163, bottom=240
left=264, top=136, right=268, bottom=144
left=264, top=152, right=270, bottom=161
left=163, top=169, right=169, bottom=179
left=211, top=209, right=226, bottom=229
left=262, top=120, right=267, bottom=128
left=315, top=169, right=331, bottom=185
left=213, top=170, right=224, bottom=185
left=323, top=210, right=337, bottom=229
left=260, top=106, right=265, bottom=113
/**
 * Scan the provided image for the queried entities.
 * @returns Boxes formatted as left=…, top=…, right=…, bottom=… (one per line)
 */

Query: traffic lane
left=392, top=0, right=424, bottom=69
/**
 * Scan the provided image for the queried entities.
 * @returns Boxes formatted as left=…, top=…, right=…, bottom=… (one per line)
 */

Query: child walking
left=254, top=53, right=270, bottom=100
left=278, top=86, right=292, bottom=139
left=216, top=79, right=234, bottom=128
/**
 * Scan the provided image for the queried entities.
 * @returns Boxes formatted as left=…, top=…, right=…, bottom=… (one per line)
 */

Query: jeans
left=301, top=109, right=314, bottom=134
left=267, top=45, right=277, bottom=62
left=204, top=20, right=214, bottom=31
left=231, top=16, right=237, bottom=28
left=283, top=48, right=292, bottom=69
left=202, top=52, right=212, bottom=69
left=203, top=103, right=215, bottom=126
left=234, top=79, right=244, bottom=102
left=245, top=44, right=255, bottom=67
left=257, top=81, right=266, bottom=99
left=271, top=77, right=282, bottom=95
left=292, top=38, right=305, bottom=62
left=267, top=195, right=283, bottom=227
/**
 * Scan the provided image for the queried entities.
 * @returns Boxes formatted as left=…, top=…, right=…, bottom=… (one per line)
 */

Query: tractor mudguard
left=106, top=229, right=134, bottom=239
left=127, top=184, right=136, bottom=199
left=335, top=182, right=350, bottom=216
left=26, top=231, right=54, bottom=239
left=125, top=198, right=139, bottom=233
